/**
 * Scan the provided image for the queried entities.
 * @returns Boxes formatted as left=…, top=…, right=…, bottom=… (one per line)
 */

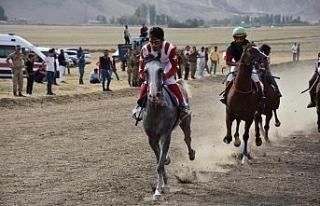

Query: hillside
left=1, top=0, right=319, bottom=24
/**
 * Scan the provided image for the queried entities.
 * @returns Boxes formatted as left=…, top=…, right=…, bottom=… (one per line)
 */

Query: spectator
left=34, top=65, right=46, bottom=83
left=124, top=48, right=134, bottom=86
left=209, top=46, right=220, bottom=76
left=204, top=47, right=209, bottom=74
left=64, top=51, right=70, bottom=75
left=189, top=46, right=198, bottom=79
left=25, top=53, right=36, bottom=96
left=89, top=68, right=100, bottom=84
left=42, top=48, right=56, bottom=95
left=124, top=24, right=131, bottom=44
left=140, top=23, right=148, bottom=37
left=58, top=49, right=67, bottom=83
left=52, top=48, right=59, bottom=86
left=131, top=49, right=140, bottom=87
left=99, top=50, right=113, bottom=91
left=6, top=44, right=25, bottom=97
left=292, top=42, right=298, bottom=62
left=297, top=43, right=300, bottom=61
left=77, top=47, right=85, bottom=84
left=198, top=47, right=206, bottom=80
left=183, top=45, right=192, bottom=80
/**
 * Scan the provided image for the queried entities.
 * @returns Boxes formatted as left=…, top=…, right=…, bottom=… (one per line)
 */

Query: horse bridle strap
left=232, top=79, right=253, bottom=94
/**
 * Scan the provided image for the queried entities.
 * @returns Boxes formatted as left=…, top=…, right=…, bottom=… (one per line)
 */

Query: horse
left=259, top=69, right=281, bottom=141
left=141, top=55, right=195, bottom=200
left=223, top=44, right=267, bottom=163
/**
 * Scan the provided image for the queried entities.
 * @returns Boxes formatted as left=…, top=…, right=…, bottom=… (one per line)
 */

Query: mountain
left=1, top=0, right=319, bottom=24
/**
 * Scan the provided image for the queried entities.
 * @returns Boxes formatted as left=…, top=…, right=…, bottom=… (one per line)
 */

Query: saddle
left=137, top=85, right=179, bottom=108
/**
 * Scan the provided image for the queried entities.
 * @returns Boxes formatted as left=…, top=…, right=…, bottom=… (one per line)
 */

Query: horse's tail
left=176, top=79, right=192, bottom=99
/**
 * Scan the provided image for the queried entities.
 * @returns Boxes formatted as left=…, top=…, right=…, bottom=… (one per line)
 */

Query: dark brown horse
left=259, top=70, right=281, bottom=141
left=223, top=44, right=267, bottom=163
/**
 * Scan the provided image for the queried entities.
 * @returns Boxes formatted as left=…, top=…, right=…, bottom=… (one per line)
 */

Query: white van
left=0, top=33, right=46, bottom=78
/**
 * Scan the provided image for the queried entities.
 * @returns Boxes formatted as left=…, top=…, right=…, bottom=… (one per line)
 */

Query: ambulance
left=0, top=33, right=46, bottom=78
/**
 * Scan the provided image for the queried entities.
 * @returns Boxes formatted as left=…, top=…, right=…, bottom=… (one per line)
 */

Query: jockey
left=136, top=27, right=191, bottom=119
left=258, top=44, right=282, bottom=98
left=220, top=26, right=266, bottom=104
left=306, top=52, right=320, bottom=108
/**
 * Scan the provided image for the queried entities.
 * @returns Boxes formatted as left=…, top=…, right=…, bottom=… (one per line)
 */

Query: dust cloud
left=172, top=60, right=318, bottom=181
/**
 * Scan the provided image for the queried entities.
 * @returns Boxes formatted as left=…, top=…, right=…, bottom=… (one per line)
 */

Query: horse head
left=143, top=55, right=165, bottom=104
left=241, top=43, right=268, bottom=66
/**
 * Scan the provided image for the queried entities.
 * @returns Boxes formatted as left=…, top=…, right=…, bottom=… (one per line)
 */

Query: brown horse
left=259, top=70, right=281, bottom=141
left=223, top=44, right=267, bottom=163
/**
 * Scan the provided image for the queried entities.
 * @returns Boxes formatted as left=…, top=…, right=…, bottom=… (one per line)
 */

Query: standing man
left=99, top=50, right=113, bottom=91
left=124, top=24, right=131, bottom=44
left=6, top=44, right=25, bottom=97
left=58, top=49, right=67, bottom=83
left=189, top=46, right=198, bottom=79
left=77, top=47, right=85, bottom=84
left=292, top=42, right=298, bottom=62
left=131, top=49, right=140, bottom=87
left=140, top=23, right=148, bottom=37
left=42, top=48, right=56, bottom=95
left=209, top=46, right=220, bottom=76
left=198, top=47, right=206, bottom=80
left=183, top=45, right=191, bottom=80
left=25, top=53, right=36, bottom=96
left=124, top=49, right=133, bottom=86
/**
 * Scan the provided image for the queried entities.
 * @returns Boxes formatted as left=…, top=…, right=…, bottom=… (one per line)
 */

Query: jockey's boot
left=307, top=81, right=316, bottom=108
left=179, top=101, right=191, bottom=120
left=220, top=81, right=230, bottom=104
left=307, top=92, right=316, bottom=108
left=255, top=82, right=266, bottom=102
left=275, top=88, right=282, bottom=98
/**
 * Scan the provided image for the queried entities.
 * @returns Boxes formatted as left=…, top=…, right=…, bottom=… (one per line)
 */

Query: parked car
left=64, top=48, right=92, bottom=64
left=37, top=47, right=74, bottom=67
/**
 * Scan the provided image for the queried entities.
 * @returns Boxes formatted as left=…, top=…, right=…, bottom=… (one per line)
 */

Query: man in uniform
left=6, top=44, right=25, bottom=97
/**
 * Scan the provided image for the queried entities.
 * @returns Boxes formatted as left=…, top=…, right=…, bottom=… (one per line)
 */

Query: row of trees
left=95, top=3, right=307, bottom=27
left=0, top=5, right=8, bottom=21
left=209, top=14, right=307, bottom=26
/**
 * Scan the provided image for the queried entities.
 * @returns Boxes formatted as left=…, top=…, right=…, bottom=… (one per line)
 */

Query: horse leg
left=254, top=112, right=262, bottom=147
left=149, top=136, right=160, bottom=163
left=224, top=111, right=234, bottom=144
left=233, top=119, right=241, bottom=147
left=179, top=116, right=195, bottom=161
left=242, top=120, right=253, bottom=164
left=264, top=110, right=272, bottom=142
left=273, top=110, right=281, bottom=127
left=153, top=134, right=171, bottom=201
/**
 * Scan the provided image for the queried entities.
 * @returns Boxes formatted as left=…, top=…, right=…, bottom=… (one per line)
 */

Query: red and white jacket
left=139, top=41, right=178, bottom=80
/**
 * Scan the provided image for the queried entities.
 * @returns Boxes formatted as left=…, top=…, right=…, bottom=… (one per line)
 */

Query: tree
left=96, top=15, right=107, bottom=24
left=148, top=4, right=156, bottom=25
left=0, top=5, right=7, bottom=21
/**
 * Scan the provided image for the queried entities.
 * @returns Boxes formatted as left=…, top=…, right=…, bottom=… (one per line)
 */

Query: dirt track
left=0, top=60, right=320, bottom=205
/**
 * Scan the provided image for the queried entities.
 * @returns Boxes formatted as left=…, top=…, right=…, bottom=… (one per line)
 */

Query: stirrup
left=132, top=106, right=143, bottom=121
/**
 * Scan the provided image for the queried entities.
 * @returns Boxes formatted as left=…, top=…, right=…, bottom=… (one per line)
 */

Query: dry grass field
left=0, top=25, right=319, bottom=98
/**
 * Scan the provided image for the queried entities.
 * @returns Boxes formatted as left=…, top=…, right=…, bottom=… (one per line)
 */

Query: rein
left=232, top=62, right=253, bottom=94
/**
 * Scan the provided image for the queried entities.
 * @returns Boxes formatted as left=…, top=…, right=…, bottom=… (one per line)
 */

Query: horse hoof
left=223, top=137, right=232, bottom=144
left=256, top=138, right=262, bottom=147
left=153, top=194, right=163, bottom=201
left=189, top=149, right=195, bottom=161
left=275, top=122, right=281, bottom=127
left=234, top=139, right=241, bottom=147
left=165, top=156, right=171, bottom=165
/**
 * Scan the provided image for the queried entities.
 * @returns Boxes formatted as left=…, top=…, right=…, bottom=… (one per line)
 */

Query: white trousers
left=227, top=66, right=260, bottom=82
left=58, top=65, right=65, bottom=82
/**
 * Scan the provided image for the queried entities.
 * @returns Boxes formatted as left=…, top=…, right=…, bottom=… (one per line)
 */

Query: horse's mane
left=144, top=54, right=160, bottom=63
